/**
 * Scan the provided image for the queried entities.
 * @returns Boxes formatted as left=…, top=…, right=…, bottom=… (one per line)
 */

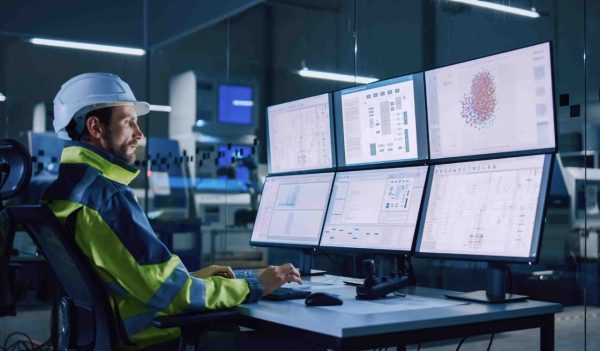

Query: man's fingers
left=225, top=267, right=235, bottom=278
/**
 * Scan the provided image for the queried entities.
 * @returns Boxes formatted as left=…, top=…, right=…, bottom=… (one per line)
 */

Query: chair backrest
left=4, top=204, right=119, bottom=350
left=0, top=139, right=32, bottom=316
left=0, top=139, right=32, bottom=205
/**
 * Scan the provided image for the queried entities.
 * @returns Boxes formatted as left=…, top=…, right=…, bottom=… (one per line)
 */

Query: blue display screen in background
left=218, top=84, right=253, bottom=125
left=217, top=145, right=253, bottom=182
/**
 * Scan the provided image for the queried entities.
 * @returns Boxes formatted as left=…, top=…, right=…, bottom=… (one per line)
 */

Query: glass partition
left=1, top=0, right=598, bottom=348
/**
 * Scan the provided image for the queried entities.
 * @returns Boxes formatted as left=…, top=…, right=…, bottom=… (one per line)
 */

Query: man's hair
left=65, top=106, right=114, bottom=141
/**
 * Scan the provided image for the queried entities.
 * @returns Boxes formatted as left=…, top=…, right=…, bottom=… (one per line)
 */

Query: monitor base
left=445, top=290, right=528, bottom=304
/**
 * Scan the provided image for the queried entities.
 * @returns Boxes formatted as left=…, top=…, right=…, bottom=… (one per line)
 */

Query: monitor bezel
left=317, top=165, right=430, bottom=255
left=425, top=41, right=557, bottom=164
left=414, top=153, right=553, bottom=264
left=249, top=172, right=336, bottom=249
left=265, top=92, right=337, bottom=176
left=334, top=72, right=429, bottom=171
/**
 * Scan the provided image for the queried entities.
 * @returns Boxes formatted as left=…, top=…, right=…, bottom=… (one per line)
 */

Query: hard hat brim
left=133, top=101, right=150, bottom=116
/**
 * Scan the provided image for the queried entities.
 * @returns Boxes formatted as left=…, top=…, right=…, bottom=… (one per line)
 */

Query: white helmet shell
left=53, top=72, right=150, bottom=140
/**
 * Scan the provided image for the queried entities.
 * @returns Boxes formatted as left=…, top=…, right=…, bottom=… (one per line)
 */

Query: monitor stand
left=299, top=249, right=326, bottom=276
left=444, top=262, right=528, bottom=303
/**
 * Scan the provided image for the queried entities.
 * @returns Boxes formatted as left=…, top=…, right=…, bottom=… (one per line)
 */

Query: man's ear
left=85, top=116, right=105, bottom=140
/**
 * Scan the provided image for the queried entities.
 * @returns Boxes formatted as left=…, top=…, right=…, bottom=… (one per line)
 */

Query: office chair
left=0, top=139, right=32, bottom=316
left=0, top=139, right=239, bottom=351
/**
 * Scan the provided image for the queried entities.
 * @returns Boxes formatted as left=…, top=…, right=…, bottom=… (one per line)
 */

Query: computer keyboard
left=262, top=287, right=311, bottom=301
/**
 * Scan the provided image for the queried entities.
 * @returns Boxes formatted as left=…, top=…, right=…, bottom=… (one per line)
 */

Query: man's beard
left=103, top=132, right=136, bottom=165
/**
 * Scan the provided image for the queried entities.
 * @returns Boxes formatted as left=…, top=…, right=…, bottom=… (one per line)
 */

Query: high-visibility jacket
left=43, top=141, right=263, bottom=350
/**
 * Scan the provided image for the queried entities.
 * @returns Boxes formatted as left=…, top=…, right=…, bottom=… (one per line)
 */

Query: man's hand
left=192, top=265, right=235, bottom=279
left=257, top=263, right=302, bottom=295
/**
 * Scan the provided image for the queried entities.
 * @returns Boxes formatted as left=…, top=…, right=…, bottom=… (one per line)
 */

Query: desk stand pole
left=445, top=262, right=528, bottom=303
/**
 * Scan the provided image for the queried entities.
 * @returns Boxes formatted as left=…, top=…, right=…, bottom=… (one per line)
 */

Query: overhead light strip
left=148, top=104, right=172, bottom=113
left=449, top=0, right=540, bottom=18
left=298, top=68, right=378, bottom=84
left=30, top=38, right=145, bottom=56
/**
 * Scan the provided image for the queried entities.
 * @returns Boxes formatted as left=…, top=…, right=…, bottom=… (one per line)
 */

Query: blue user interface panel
left=218, top=84, right=253, bottom=125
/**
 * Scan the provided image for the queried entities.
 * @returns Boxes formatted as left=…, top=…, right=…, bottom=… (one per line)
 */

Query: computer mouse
left=305, top=292, right=343, bottom=306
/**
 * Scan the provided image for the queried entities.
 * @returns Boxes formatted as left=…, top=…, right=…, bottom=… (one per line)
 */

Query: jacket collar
left=60, top=141, right=140, bottom=185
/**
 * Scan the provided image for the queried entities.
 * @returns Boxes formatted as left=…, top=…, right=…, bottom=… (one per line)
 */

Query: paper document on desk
left=291, top=294, right=467, bottom=314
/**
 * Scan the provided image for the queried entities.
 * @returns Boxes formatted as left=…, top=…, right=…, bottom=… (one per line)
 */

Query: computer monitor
left=319, top=166, right=428, bottom=254
left=266, top=93, right=336, bottom=174
left=216, top=144, right=253, bottom=182
left=251, top=172, right=334, bottom=248
left=570, top=169, right=600, bottom=229
left=218, top=84, right=253, bottom=125
left=415, top=154, right=552, bottom=302
left=425, top=42, right=556, bottom=161
left=334, top=73, right=428, bottom=168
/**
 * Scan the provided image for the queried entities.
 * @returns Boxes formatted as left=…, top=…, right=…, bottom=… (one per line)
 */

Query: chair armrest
left=153, top=309, right=238, bottom=329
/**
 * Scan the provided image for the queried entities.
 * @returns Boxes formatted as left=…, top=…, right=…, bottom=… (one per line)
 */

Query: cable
left=486, top=333, right=495, bottom=351
left=455, top=336, right=467, bottom=351
left=2, top=332, right=51, bottom=351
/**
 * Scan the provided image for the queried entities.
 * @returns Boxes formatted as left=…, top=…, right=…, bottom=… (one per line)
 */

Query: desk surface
left=235, top=275, right=563, bottom=339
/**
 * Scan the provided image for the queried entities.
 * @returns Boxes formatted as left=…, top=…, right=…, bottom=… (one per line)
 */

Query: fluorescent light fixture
left=30, top=38, right=145, bottom=56
left=148, top=104, right=172, bottom=113
left=0, top=93, right=5, bottom=102
left=298, top=68, right=378, bottom=84
left=232, top=99, right=254, bottom=107
left=450, top=0, right=540, bottom=18
left=195, top=120, right=207, bottom=127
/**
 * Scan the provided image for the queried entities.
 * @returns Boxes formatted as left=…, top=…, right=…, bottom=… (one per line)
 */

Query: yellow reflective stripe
left=44, top=200, right=82, bottom=225
left=61, top=146, right=139, bottom=185
left=71, top=206, right=183, bottom=316
left=203, top=276, right=250, bottom=310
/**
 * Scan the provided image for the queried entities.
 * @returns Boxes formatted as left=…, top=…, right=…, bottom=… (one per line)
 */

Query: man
left=44, top=73, right=302, bottom=350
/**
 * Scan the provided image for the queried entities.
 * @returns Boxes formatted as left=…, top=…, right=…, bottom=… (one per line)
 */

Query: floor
left=1, top=302, right=598, bottom=350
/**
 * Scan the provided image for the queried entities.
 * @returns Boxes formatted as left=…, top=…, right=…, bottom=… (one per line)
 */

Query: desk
left=235, top=275, right=562, bottom=351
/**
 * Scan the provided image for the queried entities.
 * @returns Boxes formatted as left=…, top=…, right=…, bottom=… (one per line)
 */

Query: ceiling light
left=449, top=0, right=540, bottom=18
left=148, top=104, right=172, bottom=113
left=30, top=38, right=145, bottom=56
left=0, top=93, right=5, bottom=102
left=298, top=68, right=378, bottom=84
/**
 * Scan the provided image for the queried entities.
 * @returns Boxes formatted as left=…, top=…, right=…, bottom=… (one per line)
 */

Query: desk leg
left=540, top=314, right=555, bottom=351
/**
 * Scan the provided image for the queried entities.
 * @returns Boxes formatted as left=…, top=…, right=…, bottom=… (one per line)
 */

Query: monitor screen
left=320, top=166, right=428, bottom=253
left=426, top=42, right=555, bottom=161
left=217, top=144, right=253, bottom=182
left=251, top=172, right=335, bottom=248
left=267, top=93, right=335, bottom=174
left=416, top=154, right=551, bottom=262
left=218, top=84, right=253, bottom=125
left=335, top=73, right=428, bottom=168
left=570, top=168, right=600, bottom=229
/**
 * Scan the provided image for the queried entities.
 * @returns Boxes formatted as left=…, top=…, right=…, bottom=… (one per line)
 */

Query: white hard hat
left=53, top=72, right=150, bottom=140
